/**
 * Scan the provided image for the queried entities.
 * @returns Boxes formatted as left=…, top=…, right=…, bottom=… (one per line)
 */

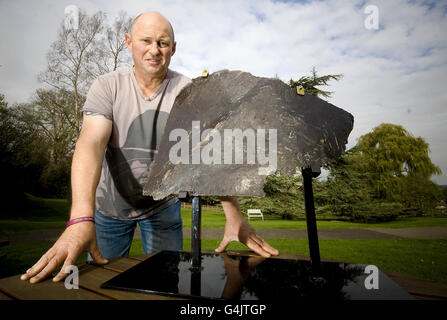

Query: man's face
left=125, top=15, right=176, bottom=79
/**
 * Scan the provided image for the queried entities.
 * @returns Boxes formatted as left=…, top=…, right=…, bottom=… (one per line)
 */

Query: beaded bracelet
left=66, top=217, right=95, bottom=228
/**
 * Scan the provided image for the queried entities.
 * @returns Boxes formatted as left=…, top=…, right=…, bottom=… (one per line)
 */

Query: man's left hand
left=215, top=217, right=279, bottom=258
left=215, top=196, right=279, bottom=258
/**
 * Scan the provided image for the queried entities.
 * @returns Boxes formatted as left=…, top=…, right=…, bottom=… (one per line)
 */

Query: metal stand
left=191, top=196, right=202, bottom=269
left=301, top=166, right=322, bottom=275
left=190, top=196, right=202, bottom=296
left=182, top=169, right=324, bottom=292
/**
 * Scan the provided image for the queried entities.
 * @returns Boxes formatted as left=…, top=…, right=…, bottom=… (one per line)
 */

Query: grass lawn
left=2, top=212, right=446, bottom=233
left=0, top=220, right=67, bottom=233
left=2, top=195, right=446, bottom=232
left=180, top=206, right=447, bottom=229
left=4, top=194, right=71, bottom=220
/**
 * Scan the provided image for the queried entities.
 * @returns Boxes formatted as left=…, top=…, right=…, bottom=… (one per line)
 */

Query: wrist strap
left=66, top=217, right=95, bottom=228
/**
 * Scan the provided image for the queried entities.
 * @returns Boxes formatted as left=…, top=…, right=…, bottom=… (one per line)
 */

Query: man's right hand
left=20, top=221, right=108, bottom=284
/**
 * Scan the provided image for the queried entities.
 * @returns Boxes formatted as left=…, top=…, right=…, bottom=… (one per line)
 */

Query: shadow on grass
left=0, top=193, right=70, bottom=221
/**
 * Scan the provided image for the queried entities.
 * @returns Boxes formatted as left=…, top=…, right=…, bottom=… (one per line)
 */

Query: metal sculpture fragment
left=143, top=70, right=354, bottom=199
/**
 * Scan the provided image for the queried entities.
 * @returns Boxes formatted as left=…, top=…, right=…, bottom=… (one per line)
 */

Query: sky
left=1, top=0, right=446, bottom=184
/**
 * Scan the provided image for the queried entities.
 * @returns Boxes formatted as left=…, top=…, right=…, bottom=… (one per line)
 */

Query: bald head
left=125, top=11, right=177, bottom=80
left=130, top=12, right=175, bottom=44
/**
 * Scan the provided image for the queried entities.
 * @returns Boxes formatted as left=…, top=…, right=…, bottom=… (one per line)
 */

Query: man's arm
left=21, top=114, right=112, bottom=283
left=215, top=196, right=279, bottom=258
left=70, top=113, right=112, bottom=219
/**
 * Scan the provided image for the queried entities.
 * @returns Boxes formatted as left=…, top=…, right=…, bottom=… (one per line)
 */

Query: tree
left=28, top=88, right=81, bottom=197
left=32, top=88, right=79, bottom=162
left=324, top=148, right=403, bottom=222
left=38, top=9, right=105, bottom=132
left=238, top=174, right=305, bottom=220
left=38, top=9, right=106, bottom=133
left=21, top=10, right=134, bottom=198
left=0, top=94, right=49, bottom=210
left=325, top=123, right=443, bottom=221
left=89, top=10, right=133, bottom=77
left=0, top=10, right=134, bottom=201
left=0, top=93, right=22, bottom=205
left=355, top=123, right=441, bottom=200
left=36, top=9, right=133, bottom=153
left=399, top=174, right=443, bottom=214
left=288, top=67, right=343, bottom=98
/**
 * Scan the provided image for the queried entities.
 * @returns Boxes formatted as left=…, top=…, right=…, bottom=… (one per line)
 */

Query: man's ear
left=125, top=33, right=132, bottom=52
left=171, top=41, right=176, bottom=56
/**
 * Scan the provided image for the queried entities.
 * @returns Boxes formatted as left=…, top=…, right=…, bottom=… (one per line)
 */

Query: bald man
left=21, top=12, right=278, bottom=285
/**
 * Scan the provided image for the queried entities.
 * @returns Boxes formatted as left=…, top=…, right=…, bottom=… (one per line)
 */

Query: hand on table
left=20, top=222, right=108, bottom=284
left=215, top=215, right=279, bottom=258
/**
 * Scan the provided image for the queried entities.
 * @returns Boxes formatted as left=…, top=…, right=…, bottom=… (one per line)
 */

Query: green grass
left=129, top=238, right=447, bottom=284
left=180, top=206, right=447, bottom=229
left=1, top=193, right=70, bottom=221
left=0, top=194, right=69, bottom=233
left=2, top=214, right=446, bottom=234
left=0, top=221, right=66, bottom=233
left=2, top=195, right=446, bottom=233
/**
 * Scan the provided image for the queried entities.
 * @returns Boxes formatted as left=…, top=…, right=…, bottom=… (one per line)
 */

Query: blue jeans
left=89, top=201, right=183, bottom=260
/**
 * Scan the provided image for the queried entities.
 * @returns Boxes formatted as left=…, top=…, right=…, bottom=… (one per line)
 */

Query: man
left=21, top=11, right=278, bottom=284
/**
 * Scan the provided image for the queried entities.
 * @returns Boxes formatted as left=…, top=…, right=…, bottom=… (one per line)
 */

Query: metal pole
left=302, top=167, right=321, bottom=274
left=190, top=196, right=202, bottom=296
left=191, top=196, right=202, bottom=271
left=190, top=268, right=201, bottom=297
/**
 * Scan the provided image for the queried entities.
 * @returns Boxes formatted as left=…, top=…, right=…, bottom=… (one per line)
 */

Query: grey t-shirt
left=82, top=67, right=191, bottom=220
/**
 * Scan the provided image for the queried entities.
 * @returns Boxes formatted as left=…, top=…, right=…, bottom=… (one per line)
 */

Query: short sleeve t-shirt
left=82, top=67, right=191, bottom=220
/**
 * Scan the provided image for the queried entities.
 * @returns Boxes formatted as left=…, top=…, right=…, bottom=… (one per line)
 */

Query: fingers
left=216, top=223, right=279, bottom=258
left=215, top=233, right=241, bottom=253
left=20, top=224, right=102, bottom=284
left=21, top=250, right=65, bottom=284
left=20, top=249, right=57, bottom=282
left=21, top=244, right=83, bottom=284
left=52, top=253, right=76, bottom=282
left=255, top=236, right=279, bottom=256
left=215, top=235, right=278, bottom=258
left=244, top=237, right=272, bottom=258
left=30, top=254, right=66, bottom=284
left=245, top=234, right=279, bottom=258
left=89, top=244, right=108, bottom=265
left=215, top=237, right=232, bottom=253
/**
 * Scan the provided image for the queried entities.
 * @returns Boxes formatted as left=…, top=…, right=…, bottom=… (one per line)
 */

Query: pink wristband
left=66, top=217, right=95, bottom=228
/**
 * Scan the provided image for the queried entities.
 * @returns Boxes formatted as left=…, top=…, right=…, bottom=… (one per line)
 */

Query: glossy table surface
left=0, top=251, right=446, bottom=300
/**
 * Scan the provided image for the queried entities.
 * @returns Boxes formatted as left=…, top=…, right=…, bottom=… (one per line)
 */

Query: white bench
left=247, top=209, right=264, bottom=221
